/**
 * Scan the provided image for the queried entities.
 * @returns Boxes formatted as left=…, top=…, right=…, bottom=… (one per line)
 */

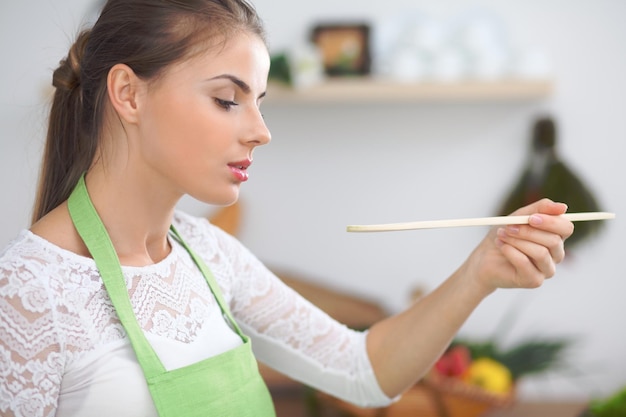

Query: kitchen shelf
left=266, top=78, right=553, bottom=104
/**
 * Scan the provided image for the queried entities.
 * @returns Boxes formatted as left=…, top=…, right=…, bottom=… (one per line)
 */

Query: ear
left=107, top=63, right=142, bottom=124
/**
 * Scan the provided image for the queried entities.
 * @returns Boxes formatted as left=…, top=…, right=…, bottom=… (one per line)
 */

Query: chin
left=188, top=182, right=242, bottom=206
left=197, top=191, right=240, bottom=207
left=217, top=198, right=239, bottom=207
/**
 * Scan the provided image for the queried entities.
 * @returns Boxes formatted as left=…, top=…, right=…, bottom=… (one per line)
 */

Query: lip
left=228, top=159, right=252, bottom=182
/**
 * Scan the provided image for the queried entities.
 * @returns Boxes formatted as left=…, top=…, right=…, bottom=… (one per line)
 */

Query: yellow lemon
left=463, top=358, right=513, bottom=394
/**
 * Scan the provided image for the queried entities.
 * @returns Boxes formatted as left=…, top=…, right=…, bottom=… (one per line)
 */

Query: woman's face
left=133, top=32, right=271, bottom=206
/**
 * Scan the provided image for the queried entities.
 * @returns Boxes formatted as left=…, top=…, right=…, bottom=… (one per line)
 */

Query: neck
left=84, top=164, right=180, bottom=266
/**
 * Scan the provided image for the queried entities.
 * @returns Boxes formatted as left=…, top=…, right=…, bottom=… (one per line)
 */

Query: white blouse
left=0, top=211, right=392, bottom=417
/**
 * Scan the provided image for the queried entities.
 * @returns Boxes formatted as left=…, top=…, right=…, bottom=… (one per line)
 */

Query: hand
left=367, top=199, right=573, bottom=397
left=466, top=199, right=574, bottom=293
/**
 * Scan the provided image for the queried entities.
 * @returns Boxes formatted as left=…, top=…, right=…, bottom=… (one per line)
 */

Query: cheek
left=137, top=87, right=235, bottom=181
left=170, top=107, right=227, bottom=161
left=143, top=98, right=208, bottom=161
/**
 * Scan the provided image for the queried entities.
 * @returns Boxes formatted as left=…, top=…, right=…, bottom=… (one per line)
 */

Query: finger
left=509, top=198, right=568, bottom=217
left=534, top=199, right=569, bottom=216
left=499, top=224, right=566, bottom=264
left=497, top=228, right=559, bottom=276
left=527, top=213, right=575, bottom=242
left=496, top=241, right=546, bottom=288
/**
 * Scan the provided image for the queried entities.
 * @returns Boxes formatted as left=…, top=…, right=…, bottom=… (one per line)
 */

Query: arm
left=226, top=248, right=393, bottom=406
left=185, top=215, right=393, bottom=407
left=366, top=199, right=573, bottom=397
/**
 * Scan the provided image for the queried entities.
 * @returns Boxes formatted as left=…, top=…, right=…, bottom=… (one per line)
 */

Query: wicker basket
left=317, top=373, right=514, bottom=417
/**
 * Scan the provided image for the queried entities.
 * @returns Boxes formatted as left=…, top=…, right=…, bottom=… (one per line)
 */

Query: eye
left=215, top=98, right=238, bottom=111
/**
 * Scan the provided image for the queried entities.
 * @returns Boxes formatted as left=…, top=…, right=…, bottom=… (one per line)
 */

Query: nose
left=245, top=107, right=271, bottom=147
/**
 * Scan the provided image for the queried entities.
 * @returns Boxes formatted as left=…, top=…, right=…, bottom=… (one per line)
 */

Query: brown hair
left=32, top=0, right=265, bottom=223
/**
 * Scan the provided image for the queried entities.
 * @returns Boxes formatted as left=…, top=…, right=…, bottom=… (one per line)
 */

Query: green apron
left=67, top=175, right=276, bottom=417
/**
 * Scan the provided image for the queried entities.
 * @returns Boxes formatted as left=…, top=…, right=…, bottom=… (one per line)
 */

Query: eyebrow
left=208, top=74, right=266, bottom=99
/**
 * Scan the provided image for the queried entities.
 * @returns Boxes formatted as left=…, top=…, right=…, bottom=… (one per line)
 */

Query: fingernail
left=530, top=214, right=543, bottom=225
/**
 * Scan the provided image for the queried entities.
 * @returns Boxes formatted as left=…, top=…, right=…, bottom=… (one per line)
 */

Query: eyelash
left=214, top=98, right=265, bottom=120
left=215, top=98, right=238, bottom=111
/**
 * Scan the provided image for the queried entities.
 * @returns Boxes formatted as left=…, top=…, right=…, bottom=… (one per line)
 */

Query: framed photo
left=311, top=23, right=371, bottom=76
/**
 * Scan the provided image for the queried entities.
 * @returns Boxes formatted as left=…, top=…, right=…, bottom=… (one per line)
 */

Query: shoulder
left=29, top=201, right=90, bottom=258
left=1, top=227, right=95, bottom=309
left=1, top=231, right=63, bottom=302
left=1, top=230, right=33, bottom=276
left=1, top=230, right=55, bottom=281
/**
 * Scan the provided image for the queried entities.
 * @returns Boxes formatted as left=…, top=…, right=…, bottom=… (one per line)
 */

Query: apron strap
left=169, top=226, right=245, bottom=338
left=67, top=175, right=275, bottom=416
left=68, top=175, right=165, bottom=377
left=68, top=175, right=249, bottom=379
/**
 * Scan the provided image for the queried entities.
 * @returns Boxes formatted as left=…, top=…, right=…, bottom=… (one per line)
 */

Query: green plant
left=579, top=387, right=626, bottom=417
left=459, top=338, right=572, bottom=380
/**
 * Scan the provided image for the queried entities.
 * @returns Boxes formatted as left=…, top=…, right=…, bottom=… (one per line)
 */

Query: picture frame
left=311, top=23, right=371, bottom=76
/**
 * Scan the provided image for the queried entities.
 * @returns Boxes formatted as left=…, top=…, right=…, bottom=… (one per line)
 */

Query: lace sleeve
left=175, top=213, right=393, bottom=407
left=232, top=258, right=392, bottom=407
left=0, top=248, right=65, bottom=417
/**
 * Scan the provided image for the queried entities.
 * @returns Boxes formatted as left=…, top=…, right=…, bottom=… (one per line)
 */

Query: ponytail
left=32, top=30, right=98, bottom=223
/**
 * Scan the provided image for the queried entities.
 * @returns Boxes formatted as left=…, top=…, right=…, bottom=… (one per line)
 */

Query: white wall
left=1, top=0, right=624, bottom=402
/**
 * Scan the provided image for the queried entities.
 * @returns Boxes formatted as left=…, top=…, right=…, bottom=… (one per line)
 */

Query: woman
left=0, top=0, right=573, bottom=416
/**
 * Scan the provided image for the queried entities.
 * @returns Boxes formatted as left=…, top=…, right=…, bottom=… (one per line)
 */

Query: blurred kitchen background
left=1, top=0, right=624, bottom=407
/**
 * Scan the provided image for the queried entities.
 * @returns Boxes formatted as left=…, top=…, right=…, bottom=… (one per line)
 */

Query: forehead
left=162, top=32, right=270, bottom=84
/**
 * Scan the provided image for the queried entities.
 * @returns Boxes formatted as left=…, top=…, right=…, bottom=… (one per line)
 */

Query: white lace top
left=0, top=211, right=391, bottom=417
